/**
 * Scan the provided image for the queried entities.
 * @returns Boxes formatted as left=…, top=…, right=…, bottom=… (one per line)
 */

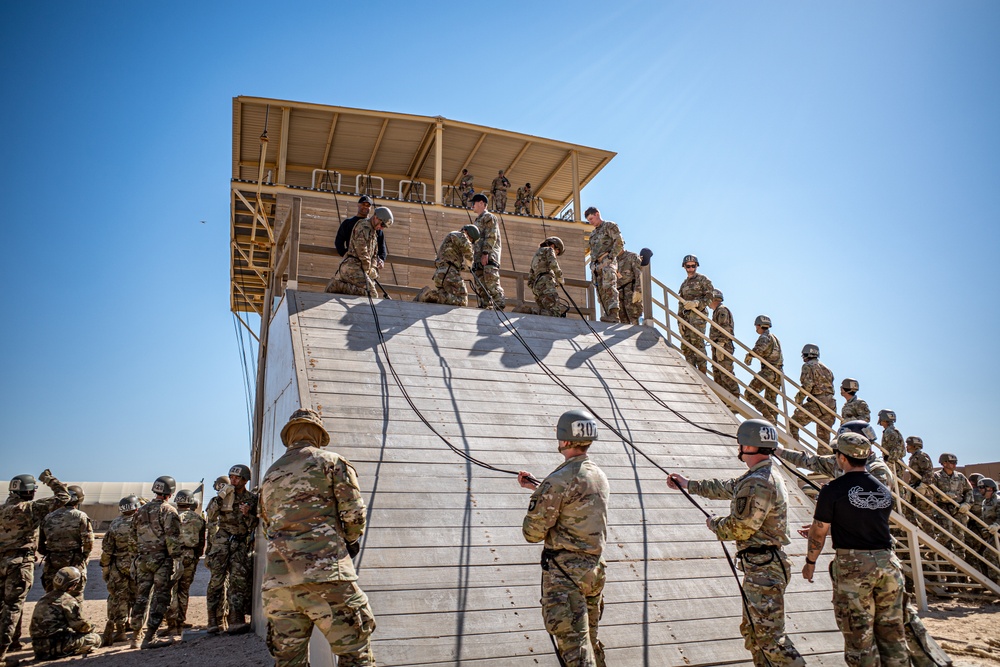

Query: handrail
left=398, top=180, right=427, bottom=202
left=311, top=169, right=341, bottom=191
left=355, top=174, right=384, bottom=197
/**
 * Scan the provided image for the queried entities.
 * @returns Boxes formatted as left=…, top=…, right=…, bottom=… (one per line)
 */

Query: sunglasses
left=684, top=264, right=697, bottom=269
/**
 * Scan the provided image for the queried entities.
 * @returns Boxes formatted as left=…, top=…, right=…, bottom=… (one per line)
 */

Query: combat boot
left=226, top=611, right=250, bottom=635
left=102, top=620, right=116, bottom=647
left=130, top=627, right=145, bottom=649
left=600, top=307, right=619, bottom=323
left=206, top=610, right=221, bottom=634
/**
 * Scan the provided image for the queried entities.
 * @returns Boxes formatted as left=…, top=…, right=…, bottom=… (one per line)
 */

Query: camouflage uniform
left=205, top=487, right=258, bottom=628
left=980, top=495, right=999, bottom=582
left=39, top=506, right=94, bottom=600
left=831, top=550, right=907, bottom=667
left=529, top=245, right=565, bottom=317
left=842, top=396, right=871, bottom=423
left=710, top=303, right=740, bottom=396
left=458, top=172, right=474, bottom=207
left=471, top=209, right=505, bottom=309
left=418, top=230, right=474, bottom=307
left=29, top=589, right=101, bottom=660
left=790, top=359, right=836, bottom=448
left=100, top=513, right=137, bottom=638
left=129, top=498, right=181, bottom=636
left=881, top=426, right=905, bottom=478
left=260, top=439, right=375, bottom=666
left=0, top=473, right=69, bottom=658
left=689, top=460, right=804, bottom=667
left=615, top=250, right=643, bottom=324
left=931, top=470, right=972, bottom=548
left=166, top=509, right=206, bottom=630
left=491, top=173, right=510, bottom=212
left=587, top=220, right=624, bottom=320
left=746, top=331, right=783, bottom=423
left=904, top=449, right=935, bottom=532
left=515, top=185, right=532, bottom=216
left=678, top=272, right=715, bottom=372
left=776, top=449, right=895, bottom=488
left=325, top=218, right=380, bottom=297
left=523, top=454, right=609, bottom=667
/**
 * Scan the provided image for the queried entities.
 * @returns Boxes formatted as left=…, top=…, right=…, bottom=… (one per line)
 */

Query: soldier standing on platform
left=100, top=495, right=140, bottom=646
left=709, top=289, right=740, bottom=398
left=205, top=464, right=257, bottom=635
left=326, top=207, right=393, bottom=297
left=789, top=344, right=836, bottom=451
left=458, top=169, right=474, bottom=207
left=518, top=409, right=609, bottom=667
left=491, top=169, right=510, bottom=212
left=39, top=486, right=93, bottom=601
left=677, top=254, right=715, bottom=374
left=515, top=182, right=532, bottom=215
left=669, top=419, right=805, bottom=667
left=528, top=237, right=566, bottom=318
left=470, top=194, right=506, bottom=310
left=417, top=225, right=479, bottom=307
left=745, top=316, right=784, bottom=424
left=585, top=207, right=624, bottom=323
left=616, top=248, right=643, bottom=324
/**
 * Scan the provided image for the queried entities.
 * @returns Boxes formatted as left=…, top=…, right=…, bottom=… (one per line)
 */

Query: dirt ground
left=5, top=538, right=999, bottom=666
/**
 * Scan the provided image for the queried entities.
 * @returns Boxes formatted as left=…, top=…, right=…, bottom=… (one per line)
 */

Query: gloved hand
left=989, top=523, right=999, bottom=535
left=744, top=353, right=753, bottom=365
left=957, top=503, right=970, bottom=515
left=170, top=557, right=184, bottom=584
left=39, top=469, right=54, bottom=484
left=346, top=540, right=361, bottom=558
left=683, top=300, right=699, bottom=310
left=557, top=277, right=565, bottom=286
left=632, top=291, right=643, bottom=305
left=794, top=392, right=805, bottom=405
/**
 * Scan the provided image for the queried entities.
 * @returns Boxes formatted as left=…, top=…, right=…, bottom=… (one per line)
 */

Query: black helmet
left=541, top=236, right=565, bottom=255
left=119, top=495, right=141, bottom=514
left=982, top=478, right=997, bottom=491
left=969, top=473, right=984, bottom=484
left=471, top=193, right=489, bottom=205
left=737, top=419, right=779, bottom=450
left=152, top=476, right=177, bottom=497
left=175, top=490, right=197, bottom=509
left=461, top=224, right=481, bottom=243
left=801, top=344, right=820, bottom=359
left=52, top=566, right=84, bottom=593
left=682, top=254, right=699, bottom=267
left=754, top=315, right=771, bottom=328
left=9, top=474, right=37, bottom=500
left=841, top=378, right=860, bottom=393
left=556, top=409, right=599, bottom=443
left=905, top=435, right=923, bottom=449
left=229, top=464, right=251, bottom=482
left=877, top=409, right=896, bottom=424
left=67, top=485, right=85, bottom=506
left=639, top=248, right=653, bottom=267
left=838, top=420, right=878, bottom=443
left=938, top=452, right=958, bottom=465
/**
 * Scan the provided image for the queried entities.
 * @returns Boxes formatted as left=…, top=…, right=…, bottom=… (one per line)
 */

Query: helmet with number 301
left=556, top=409, right=599, bottom=443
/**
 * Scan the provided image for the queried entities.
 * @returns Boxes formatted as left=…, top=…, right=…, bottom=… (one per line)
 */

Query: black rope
left=496, top=212, right=516, bottom=272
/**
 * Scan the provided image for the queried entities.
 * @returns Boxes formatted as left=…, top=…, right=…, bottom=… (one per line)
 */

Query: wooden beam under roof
left=533, top=151, right=573, bottom=198
left=403, top=122, right=437, bottom=192
left=556, top=155, right=613, bottom=214
left=321, top=112, right=340, bottom=169
left=453, top=132, right=487, bottom=184
left=505, top=141, right=532, bottom=176
left=365, top=118, right=390, bottom=174
left=277, top=107, right=290, bottom=184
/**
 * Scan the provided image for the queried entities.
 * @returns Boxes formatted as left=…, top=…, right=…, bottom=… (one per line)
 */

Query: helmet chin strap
left=737, top=445, right=746, bottom=461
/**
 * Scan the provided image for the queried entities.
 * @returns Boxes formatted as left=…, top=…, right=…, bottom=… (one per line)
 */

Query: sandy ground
left=4, top=538, right=998, bottom=666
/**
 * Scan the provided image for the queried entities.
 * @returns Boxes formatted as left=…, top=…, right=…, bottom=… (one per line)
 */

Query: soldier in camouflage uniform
left=904, top=437, right=936, bottom=534
left=129, top=475, right=182, bottom=649
left=515, top=182, right=532, bottom=216
left=0, top=470, right=69, bottom=663
left=930, top=453, right=973, bottom=550
left=260, top=408, right=375, bottom=666
left=967, top=473, right=985, bottom=522
left=325, top=207, right=393, bottom=297
left=877, top=410, right=905, bottom=479
left=745, top=316, right=783, bottom=424
left=840, top=378, right=871, bottom=423
left=529, top=237, right=566, bottom=317
left=100, top=495, right=140, bottom=646
left=458, top=169, right=474, bottom=207
left=470, top=194, right=506, bottom=309
left=803, top=432, right=907, bottom=667
left=206, top=464, right=258, bottom=634
left=670, top=419, right=804, bottom=667
left=518, top=409, right=609, bottom=667
left=491, top=169, right=510, bottom=213
left=777, top=421, right=894, bottom=488
left=163, top=490, right=206, bottom=636
left=39, top=486, right=93, bottom=601
left=709, top=289, right=740, bottom=397
left=677, top=255, right=715, bottom=373
left=416, top=225, right=479, bottom=307
left=585, top=207, right=624, bottom=323
left=616, top=248, right=643, bottom=324
left=29, top=566, right=101, bottom=660
left=979, top=479, right=999, bottom=582
left=789, top=344, right=837, bottom=452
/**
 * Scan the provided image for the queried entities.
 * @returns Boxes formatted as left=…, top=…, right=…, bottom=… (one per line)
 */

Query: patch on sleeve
left=735, top=496, right=748, bottom=516
left=528, top=498, right=537, bottom=512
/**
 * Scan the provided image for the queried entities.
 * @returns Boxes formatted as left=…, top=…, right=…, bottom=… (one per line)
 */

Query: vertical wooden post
left=571, top=150, right=581, bottom=222
left=287, top=197, right=301, bottom=291
left=907, top=524, right=927, bottom=611
left=641, top=262, right=653, bottom=327
left=434, top=119, right=443, bottom=204
left=276, top=107, right=290, bottom=184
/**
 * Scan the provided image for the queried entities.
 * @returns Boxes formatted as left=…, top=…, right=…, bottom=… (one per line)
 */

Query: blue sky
left=2, top=1, right=998, bottom=485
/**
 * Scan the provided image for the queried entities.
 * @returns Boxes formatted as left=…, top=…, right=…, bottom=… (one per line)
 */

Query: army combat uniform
left=904, top=447, right=936, bottom=533
left=515, top=185, right=532, bottom=216
left=776, top=448, right=894, bottom=489
left=100, top=512, right=137, bottom=641
left=471, top=209, right=505, bottom=309
left=529, top=244, right=565, bottom=317
left=678, top=271, right=715, bottom=373
left=326, top=218, right=382, bottom=297
left=165, top=508, right=206, bottom=631
left=29, top=588, right=101, bottom=660
left=129, top=498, right=181, bottom=639
left=930, top=469, right=973, bottom=550
left=418, top=230, right=474, bottom=307
left=881, top=425, right=905, bottom=478
left=491, top=173, right=509, bottom=212
left=458, top=171, right=474, bottom=207
left=710, top=302, right=740, bottom=397
left=842, top=395, right=871, bottom=423
left=789, top=359, right=836, bottom=449
left=689, top=460, right=804, bottom=667
left=746, top=330, right=783, bottom=424
left=616, top=249, right=643, bottom=324
left=0, top=472, right=69, bottom=660
left=260, top=427, right=375, bottom=666
left=587, top=220, right=624, bottom=321
left=980, top=491, right=999, bottom=583
left=523, top=454, right=610, bottom=667
left=39, top=505, right=94, bottom=600
left=205, top=487, right=258, bottom=630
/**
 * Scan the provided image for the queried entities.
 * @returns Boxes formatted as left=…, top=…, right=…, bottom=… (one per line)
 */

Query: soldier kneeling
left=30, top=566, right=102, bottom=661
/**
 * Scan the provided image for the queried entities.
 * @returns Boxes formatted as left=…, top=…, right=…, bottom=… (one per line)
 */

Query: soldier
left=776, top=421, right=893, bottom=488
left=529, top=236, right=566, bottom=317
left=584, top=207, right=624, bottom=323
left=789, top=344, right=837, bottom=451
left=514, top=182, right=532, bottom=216
left=669, top=419, right=805, bottom=667
left=100, top=495, right=140, bottom=646
left=802, top=432, right=907, bottom=667
left=491, top=169, right=510, bottom=212
left=39, top=486, right=93, bottom=601
left=677, top=254, right=715, bottom=373
left=458, top=169, right=474, bottom=207
left=335, top=195, right=387, bottom=270
left=968, top=473, right=985, bottom=522
left=708, top=289, right=740, bottom=397
left=260, top=408, right=375, bottom=666
left=517, top=409, right=609, bottom=667
left=469, top=193, right=506, bottom=310
left=904, top=436, right=935, bottom=532
left=325, top=206, right=393, bottom=297
left=129, top=475, right=181, bottom=649
left=878, top=409, right=905, bottom=479
left=745, top=315, right=783, bottom=424
left=931, top=453, right=973, bottom=549
left=0, top=470, right=69, bottom=663
left=205, top=464, right=257, bottom=634
left=163, top=490, right=206, bottom=636
left=840, top=378, right=871, bottom=423
left=979, top=479, right=999, bottom=582
left=29, top=566, right=102, bottom=660
left=416, top=225, right=479, bottom=307
left=616, top=248, right=643, bottom=324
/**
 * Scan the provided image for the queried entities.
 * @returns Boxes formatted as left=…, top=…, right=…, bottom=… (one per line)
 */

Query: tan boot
left=130, top=627, right=145, bottom=649
left=102, top=620, right=116, bottom=647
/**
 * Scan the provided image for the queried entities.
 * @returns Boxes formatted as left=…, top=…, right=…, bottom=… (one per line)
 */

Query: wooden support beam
left=321, top=112, right=340, bottom=169
left=234, top=99, right=242, bottom=178
left=402, top=122, right=436, bottom=199
left=287, top=198, right=302, bottom=290
left=434, top=119, right=443, bottom=204
left=505, top=141, right=532, bottom=176
left=454, top=133, right=487, bottom=184
left=365, top=118, right=389, bottom=174
left=277, top=107, right=290, bottom=184
left=557, top=155, right=613, bottom=215
left=233, top=188, right=273, bottom=241
left=534, top=151, right=573, bottom=199
left=233, top=311, right=260, bottom=342
left=571, top=150, right=581, bottom=223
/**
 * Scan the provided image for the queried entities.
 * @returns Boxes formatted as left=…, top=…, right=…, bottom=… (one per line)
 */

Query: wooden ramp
left=253, top=290, right=846, bottom=667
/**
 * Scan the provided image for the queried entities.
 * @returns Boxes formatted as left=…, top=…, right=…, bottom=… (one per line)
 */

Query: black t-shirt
left=334, top=216, right=388, bottom=261
left=814, top=471, right=893, bottom=550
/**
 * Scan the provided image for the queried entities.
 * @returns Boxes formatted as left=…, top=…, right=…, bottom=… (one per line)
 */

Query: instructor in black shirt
left=802, top=431, right=908, bottom=667
left=335, top=195, right=388, bottom=267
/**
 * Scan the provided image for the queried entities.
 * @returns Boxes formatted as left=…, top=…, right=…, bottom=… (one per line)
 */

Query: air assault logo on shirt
left=848, top=485, right=892, bottom=510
